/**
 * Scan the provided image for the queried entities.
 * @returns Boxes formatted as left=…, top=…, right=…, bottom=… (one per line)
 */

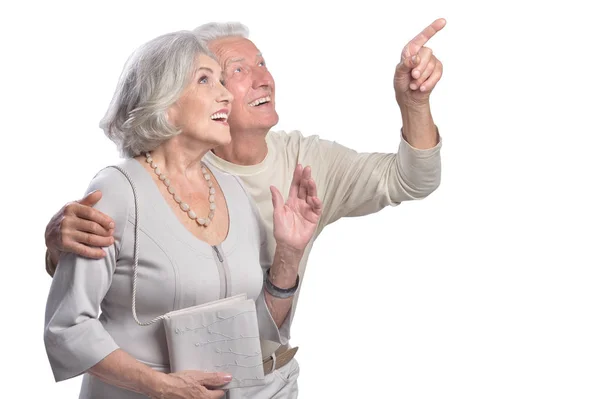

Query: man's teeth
left=249, top=96, right=271, bottom=107
left=210, top=113, right=228, bottom=120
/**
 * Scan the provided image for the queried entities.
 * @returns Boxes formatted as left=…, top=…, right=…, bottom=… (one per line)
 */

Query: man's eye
left=233, top=67, right=242, bottom=73
left=258, top=61, right=265, bottom=67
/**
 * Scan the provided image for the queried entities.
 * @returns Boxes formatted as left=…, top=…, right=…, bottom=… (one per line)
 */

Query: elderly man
left=44, top=19, right=445, bottom=397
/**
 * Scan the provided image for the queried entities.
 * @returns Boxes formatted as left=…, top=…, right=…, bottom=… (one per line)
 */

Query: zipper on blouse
left=212, top=245, right=228, bottom=298
left=213, top=245, right=223, bottom=262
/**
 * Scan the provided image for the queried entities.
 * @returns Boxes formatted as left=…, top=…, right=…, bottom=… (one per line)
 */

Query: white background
left=2, top=0, right=599, bottom=397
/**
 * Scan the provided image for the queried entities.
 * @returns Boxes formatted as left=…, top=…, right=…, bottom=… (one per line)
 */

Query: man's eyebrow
left=225, top=53, right=263, bottom=67
left=226, top=57, right=244, bottom=66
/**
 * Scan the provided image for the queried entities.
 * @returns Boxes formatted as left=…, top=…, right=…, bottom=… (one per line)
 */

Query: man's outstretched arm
left=313, top=18, right=446, bottom=228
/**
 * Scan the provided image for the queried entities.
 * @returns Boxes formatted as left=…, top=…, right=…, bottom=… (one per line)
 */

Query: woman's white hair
left=100, top=30, right=213, bottom=158
left=192, top=22, right=250, bottom=44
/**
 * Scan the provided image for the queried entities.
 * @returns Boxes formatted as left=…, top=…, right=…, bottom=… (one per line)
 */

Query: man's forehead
left=225, top=52, right=263, bottom=65
left=209, top=37, right=263, bottom=64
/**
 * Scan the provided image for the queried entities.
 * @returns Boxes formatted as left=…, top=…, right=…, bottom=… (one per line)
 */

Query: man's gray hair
left=100, top=30, right=212, bottom=158
left=192, top=22, right=250, bottom=44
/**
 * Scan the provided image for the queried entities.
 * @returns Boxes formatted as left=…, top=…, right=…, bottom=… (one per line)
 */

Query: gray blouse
left=44, top=158, right=282, bottom=398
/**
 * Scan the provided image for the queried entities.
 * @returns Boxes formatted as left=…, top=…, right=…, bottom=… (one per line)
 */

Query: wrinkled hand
left=152, top=370, right=230, bottom=399
left=394, top=18, right=446, bottom=107
left=45, top=190, right=115, bottom=264
left=270, top=164, right=322, bottom=252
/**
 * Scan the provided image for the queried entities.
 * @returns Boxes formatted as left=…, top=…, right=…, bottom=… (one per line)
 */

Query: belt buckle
left=268, top=351, right=278, bottom=374
left=262, top=345, right=298, bottom=375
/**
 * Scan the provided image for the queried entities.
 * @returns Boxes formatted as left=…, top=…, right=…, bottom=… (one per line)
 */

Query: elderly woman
left=44, top=30, right=321, bottom=399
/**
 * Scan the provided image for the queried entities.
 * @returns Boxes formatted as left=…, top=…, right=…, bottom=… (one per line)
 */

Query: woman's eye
left=199, top=76, right=208, bottom=84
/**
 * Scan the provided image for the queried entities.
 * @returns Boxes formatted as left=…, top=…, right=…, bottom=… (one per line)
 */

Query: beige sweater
left=204, top=129, right=442, bottom=354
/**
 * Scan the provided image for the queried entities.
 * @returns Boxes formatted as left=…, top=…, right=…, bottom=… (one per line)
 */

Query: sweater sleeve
left=307, top=130, right=442, bottom=229
left=43, top=167, right=132, bottom=382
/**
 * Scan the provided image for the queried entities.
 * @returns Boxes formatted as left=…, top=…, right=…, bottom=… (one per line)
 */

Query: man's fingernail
left=221, top=373, right=232, bottom=382
left=109, top=222, right=115, bottom=229
left=411, top=55, right=417, bottom=63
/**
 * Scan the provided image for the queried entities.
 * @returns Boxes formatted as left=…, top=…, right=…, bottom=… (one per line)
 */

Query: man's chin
left=261, top=112, right=279, bottom=129
left=228, top=117, right=278, bottom=134
left=250, top=105, right=278, bottom=128
left=267, top=114, right=279, bottom=129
